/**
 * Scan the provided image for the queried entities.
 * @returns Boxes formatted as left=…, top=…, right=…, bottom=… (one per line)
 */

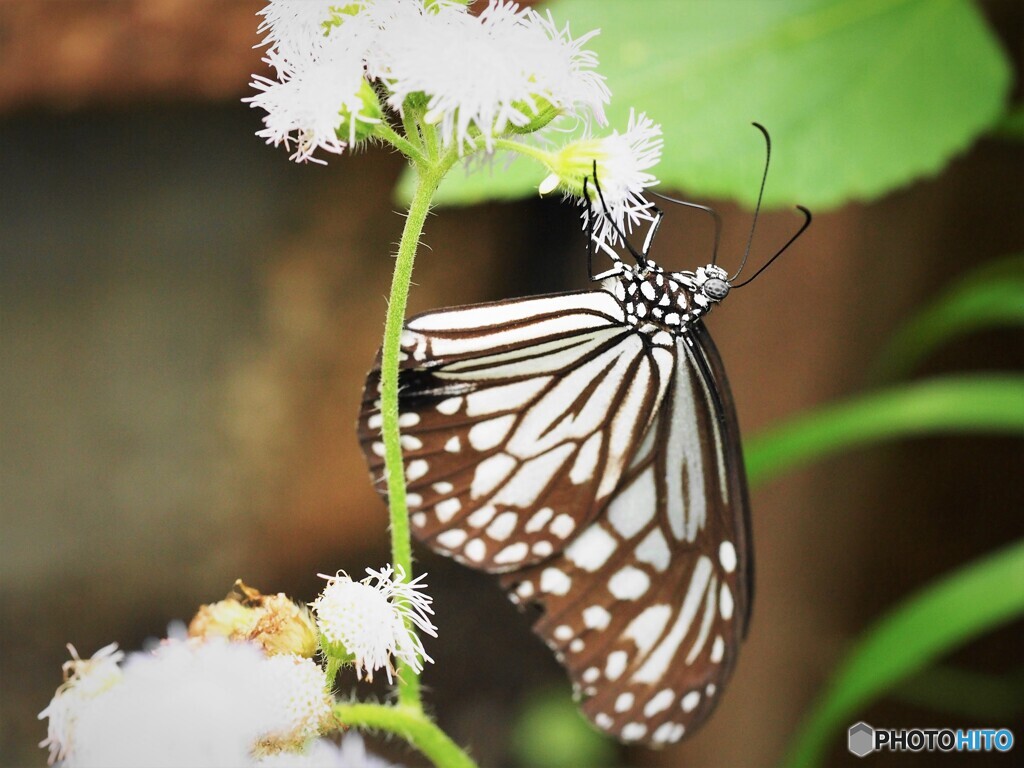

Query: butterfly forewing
left=358, top=275, right=752, bottom=747
left=498, top=325, right=751, bottom=745
left=358, top=291, right=674, bottom=573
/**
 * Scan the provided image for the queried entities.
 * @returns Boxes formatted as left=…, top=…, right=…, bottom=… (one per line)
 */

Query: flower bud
left=189, top=582, right=318, bottom=659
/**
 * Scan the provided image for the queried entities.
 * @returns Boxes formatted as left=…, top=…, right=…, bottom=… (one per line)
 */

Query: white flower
left=538, top=110, right=663, bottom=249
left=246, top=33, right=380, bottom=164
left=377, top=0, right=608, bottom=150
left=311, top=565, right=436, bottom=683
left=258, top=654, right=332, bottom=746
left=255, top=734, right=403, bottom=768
left=38, top=643, right=124, bottom=765
left=257, top=1, right=358, bottom=68
left=64, top=639, right=293, bottom=767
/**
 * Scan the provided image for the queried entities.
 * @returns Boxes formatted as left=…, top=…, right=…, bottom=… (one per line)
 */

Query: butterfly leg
left=590, top=161, right=649, bottom=270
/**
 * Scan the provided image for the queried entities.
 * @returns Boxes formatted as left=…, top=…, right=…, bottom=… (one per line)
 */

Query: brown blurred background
left=1, top=2, right=1021, bottom=767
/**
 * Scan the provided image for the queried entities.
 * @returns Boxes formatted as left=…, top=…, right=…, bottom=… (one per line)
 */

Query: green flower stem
left=324, top=655, right=344, bottom=690
left=492, top=137, right=554, bottom=169
left=379, top=150, right=459, bottom=710
left=334, top=702, right=479, bottom=768
left=375, top=120, right=425, bottom=164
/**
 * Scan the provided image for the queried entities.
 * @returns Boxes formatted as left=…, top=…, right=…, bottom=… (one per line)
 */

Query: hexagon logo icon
left=848, top=722, right=875, bottom=757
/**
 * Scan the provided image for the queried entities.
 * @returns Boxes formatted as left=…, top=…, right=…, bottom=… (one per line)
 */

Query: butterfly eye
left=703, top=279, right=730, bottom=301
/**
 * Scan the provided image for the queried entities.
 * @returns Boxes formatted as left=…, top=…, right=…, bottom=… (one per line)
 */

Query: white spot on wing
left=463, top=378, right=550, bottom=416
left=540, top=568, right=571, bottom=595
left=565, top=525, right=618, bottom=572
left=711, top=635, right=725, bottom=663
left=493, top=543, right=528, bottom=565
left=685, top=575, right=717, bottom=664
left=436, top=529, right=467, bottom=549
left=470, top=453, right=516, bottom=498
left=631, top=556, right=712, bottom=684
left=406, top=460, right=428, bottom=481
left=549, top=513, right=576, bottom=539
left=436, top=397, right=462, bottom=415
left=492, top=444, right=574, bottom=508
left=623, top=604, right=672, bottom=655
left=532, top=541, right=553, bottom=557
left=468, top=414, right=516, bottom=452
left=582, top=605, right=611, bottom=630
left=435, top=497, right=461, bottom=523
left=681, top=691, right=700, bottom=712
left=644, top=689, right=675, bottom=718
left=466, top=505, right=496, bottom=528
left=569, top=432, right=602, bottom=484
left=464, top=538, right=486, bottom=562
left=635, top=528, right=671, bottom=572
left=719, top=541, right=737, bottom=573
left=621, top=723, right=647, bottom=741
left=614, top=692, right=635, bottom=713
left=605, top=650, right=628, bottom=681
left=720, top=582, right=734, bottom=620
left=608, top=566, right=650, bottom=600
left=486, top=511, right=518, bottom=541
left=607, top=469, right=656, bottom=537
left=524, top=507, right=554, bottom=533
left=444, top=436, right=460, bottom=453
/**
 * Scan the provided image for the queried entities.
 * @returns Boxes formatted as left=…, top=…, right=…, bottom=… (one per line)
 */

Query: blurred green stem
left=745, top=375, right=1024, bottom=487
left=782, top=540, right=1024, bottom=768
left=334, top=702, right=479, bottom=768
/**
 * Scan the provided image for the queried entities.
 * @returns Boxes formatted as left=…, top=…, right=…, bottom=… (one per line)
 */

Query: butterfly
left=358, top=126, right=810, bottom=746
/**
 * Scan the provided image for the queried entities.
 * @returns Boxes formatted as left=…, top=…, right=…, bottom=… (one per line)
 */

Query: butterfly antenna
left=733, top=206, right=812, bottom=288
left=650, top=190, right=723, bottom=265
left=729, top=122, right=772, bottom=282
left=590, top=161, right=649, bottom=268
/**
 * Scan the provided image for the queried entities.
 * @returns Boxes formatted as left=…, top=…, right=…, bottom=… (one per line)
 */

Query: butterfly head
left=694, top=264, right=731, bottom=303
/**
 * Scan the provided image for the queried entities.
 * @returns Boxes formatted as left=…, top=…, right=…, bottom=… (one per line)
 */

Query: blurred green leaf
left=873, top=255, right=1024, bottom=382
left=417, top=0, right=1010, bottom=210
left=745, top=376, right=1024, bottom=487
left=510, top=688, right=615, bottom=768
left=894, top=664, right=1024, bottom=721
left=993, top=104, right=1024, bottom=139
left=782, top=540, right=1024, bottom=768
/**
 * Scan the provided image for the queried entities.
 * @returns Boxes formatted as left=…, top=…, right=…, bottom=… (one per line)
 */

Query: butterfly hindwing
left=358, top=290, right=675, bottom=573
left=499, top=323, right=752, bottom=745
left=358, top=274, right=752, bottom=747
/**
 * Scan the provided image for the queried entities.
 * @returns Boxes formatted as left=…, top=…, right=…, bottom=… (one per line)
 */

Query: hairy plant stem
left=334, top=702, right=479, bottom=768
left=379, top=151, right=458, bottom=710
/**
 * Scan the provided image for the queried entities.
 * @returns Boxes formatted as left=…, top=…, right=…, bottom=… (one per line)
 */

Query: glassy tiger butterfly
left=359, top=125, right=810, bottom=746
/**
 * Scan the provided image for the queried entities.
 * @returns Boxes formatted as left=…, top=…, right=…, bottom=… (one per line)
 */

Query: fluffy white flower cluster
left=39, top=638, right=330, bottom=767
left=39, top=564, right=429, bottom=767
left=247, top=0, right=608, bottom=161
left=311, top=565, right=437, bottom=683
left=248, top=0, right=664, bottom=250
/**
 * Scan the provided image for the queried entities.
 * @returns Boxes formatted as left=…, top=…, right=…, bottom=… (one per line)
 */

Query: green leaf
left=993, top=104, right=1024, bottom=140
left=419, top=0, right=1010, bottom=210
left=511, top=688, right=616, bottom=768
left=745, top=376, right=1024, bottom=487
left=893, top=664, right=1024, bottom=721
left=873, top=255, right=1024, bottom=382
left=782, top=540, right=1024, bottom=768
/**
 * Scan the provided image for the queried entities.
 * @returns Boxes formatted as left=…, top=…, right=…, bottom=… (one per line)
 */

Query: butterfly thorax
left=604, top=262, right=730, bottom=338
